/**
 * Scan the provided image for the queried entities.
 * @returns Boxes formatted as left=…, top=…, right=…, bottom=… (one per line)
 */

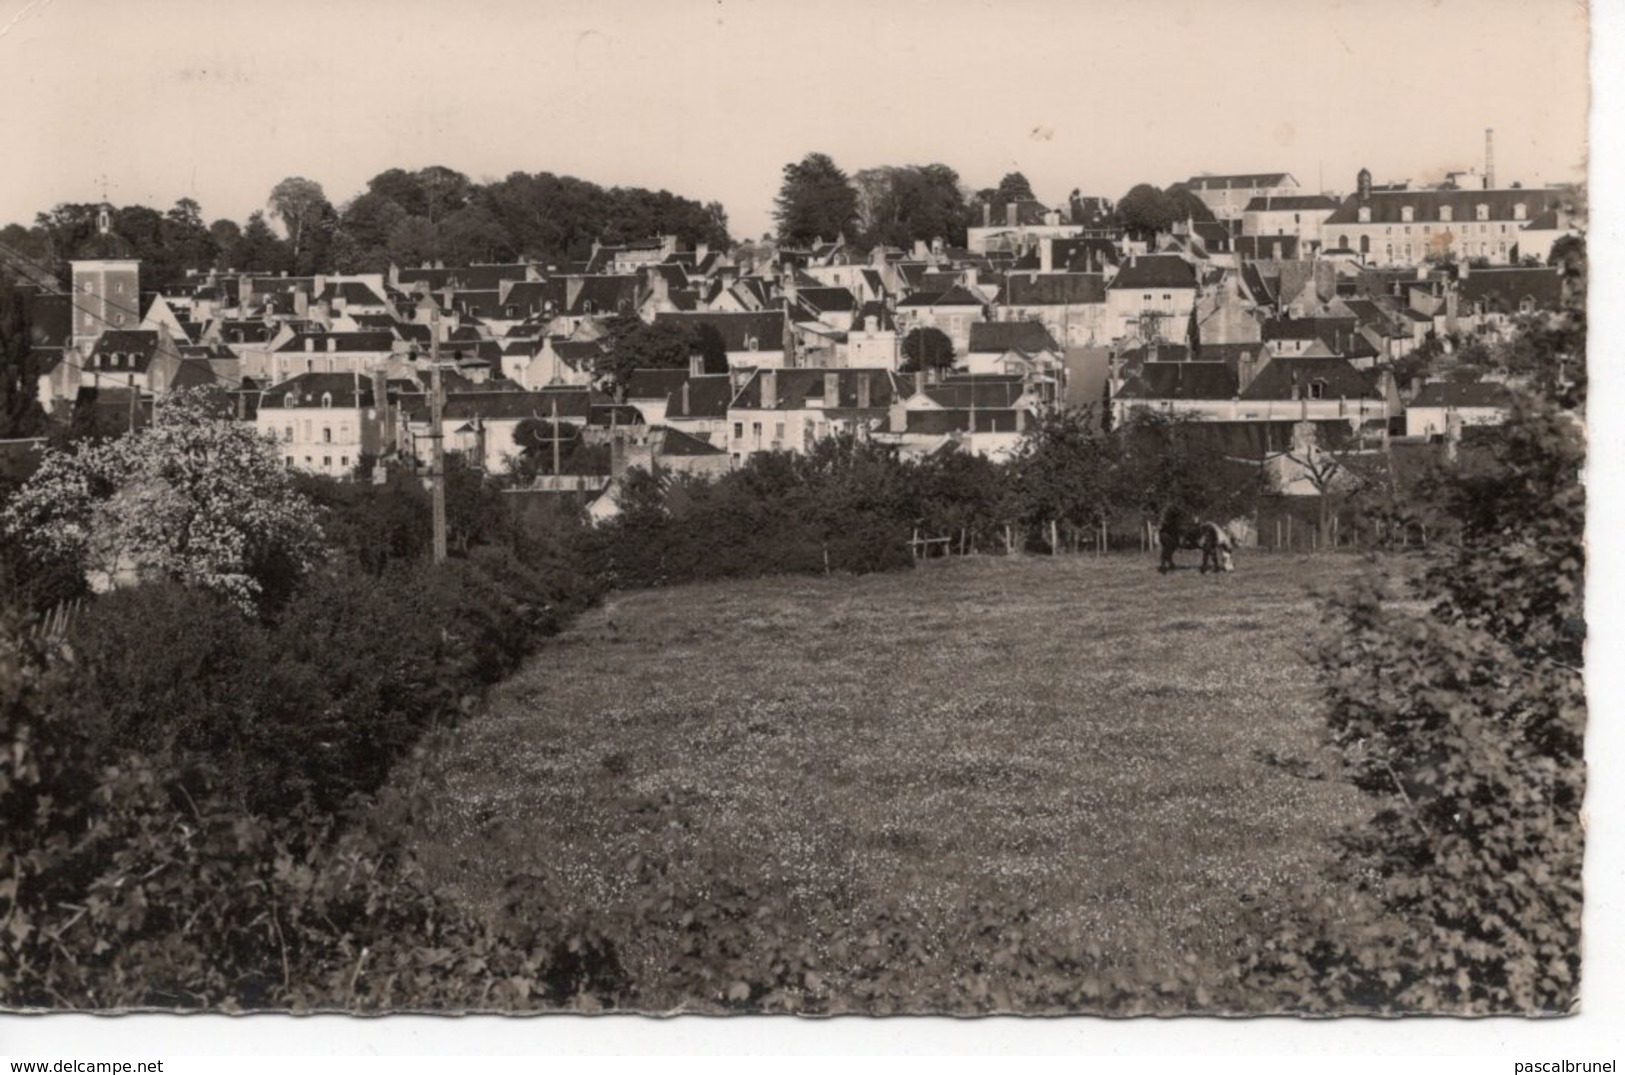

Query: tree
left=2, top=385, right=325, bottom=615
left=227, top=212, right=290, bottom=273
left=857, top=164, right=969, bottom=250
left=1114, top=184, right=1178, bottom=239
left=597, top=315, right=702, bottom=398
left=0, top=284, right=45, bottom=439
left=773, top=153, right=859, bottom=246
left=266, top=177, right=330, bottom=268
left=1165, top=183, right=1217, bottom=224
left=1011, top=407, right=1113, bottom=552
left=1266, top=391, right=1585, bottom=1012
left=995, top=172, right=1035, bottom=205
left=900, top=327, right=955, bottom=373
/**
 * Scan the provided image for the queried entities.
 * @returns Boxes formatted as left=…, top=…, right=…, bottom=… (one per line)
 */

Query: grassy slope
left=401, top=552, right=1367, bottom=986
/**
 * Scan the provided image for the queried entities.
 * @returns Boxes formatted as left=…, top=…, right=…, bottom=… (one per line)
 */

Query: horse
left=1158, top=516, right=1235, bottom=574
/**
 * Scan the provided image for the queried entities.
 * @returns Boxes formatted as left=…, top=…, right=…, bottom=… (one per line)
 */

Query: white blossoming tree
left=3, top=386, right=325, bottom=613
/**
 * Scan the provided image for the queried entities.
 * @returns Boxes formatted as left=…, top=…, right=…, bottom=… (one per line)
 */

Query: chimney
left=327, top=335, right=337, bottom=352
left=760, top=368, right=777, bottom=407
left=1458, top=260, right=1471, bottom=280
left=689, top=352, right=704, bottom=377
left=865, top=315, right=878, bottom=334
left=982, top=202, right=991, bottom=228
left=1006, top=203, right=1018, bottom=227
left=823, top=371, right=840, bottom=408
left=912, top=240, right=928, bottom=261
left=931, top=237, right=943, bottom=256
left=304, top=336, right=314, bottom=352
left=679, top=380, right=690, bottom=416
left=1484, top=128, right=1495, bottom=189
left=857, top=373, right=872, bottom=409
left=1040, top=240, right=1053, bottom=274
left=914, top=368, right=925, bottom=396
left=964, top=267, right=978, bottom=290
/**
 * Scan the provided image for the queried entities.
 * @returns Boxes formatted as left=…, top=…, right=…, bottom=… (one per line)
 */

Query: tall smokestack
left=1485, top=128, right=1496, bottom=189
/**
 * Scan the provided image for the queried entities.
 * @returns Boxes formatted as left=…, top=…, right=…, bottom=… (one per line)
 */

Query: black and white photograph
left=0, top=0, right=1608, bottom=1059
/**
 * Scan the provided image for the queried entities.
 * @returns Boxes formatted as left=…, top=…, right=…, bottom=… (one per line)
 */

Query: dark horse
left=1158, top=511, right=1235, bottom=574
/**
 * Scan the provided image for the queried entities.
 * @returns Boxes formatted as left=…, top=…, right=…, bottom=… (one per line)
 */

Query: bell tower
left=69, top=204, right=141, bottom=354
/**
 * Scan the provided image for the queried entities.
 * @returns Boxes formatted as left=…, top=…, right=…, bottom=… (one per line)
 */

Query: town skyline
left=0, top=0, right=1588, bottom=243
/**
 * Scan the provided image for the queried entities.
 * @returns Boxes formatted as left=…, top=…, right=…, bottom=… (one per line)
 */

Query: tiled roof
left=797, top=287, right=859, bottom=314
left=1324, top=188, right=1560, bottom=226
left=274, top=331, right=397, bottom=354
left=1242, top=195, right=1338, bottom=212
left=1002, top=272, right=1107, bottom=306
left=319, top=281, right=387, bottom=306
left=1235, top=235, right=1302, bottom=261
left=736, top=368, right=899, bottom=411
left=967, top=321, right=1061, bottom=354
left=1186, top=173, right=1294, bottom=191
left=626, top=368, right=690, bottom=400
left=896, top=284, right=986, bottom=308
left=1457, top=267, right=1564, bottom=311
left=653, top=311, right=786, bottom=352
left=260, top=372, right=377, bottom=409
left=901, top=409, right=1027, bottom=435
left=1108, top=255, right=1198, bottom=290
left=1116, top=361, right=1238, bottom=400
left=922, top=378, right=1026, bottom=409
left=1239, top=357, right=1380, bottom=401
left=659, top=426, right=727, bottom=457
left=565, top=275, right=639, bottom=317
left=665, top=373, right=736, bottom=419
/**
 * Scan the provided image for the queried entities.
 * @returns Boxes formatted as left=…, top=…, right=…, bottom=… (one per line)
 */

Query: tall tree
left=266, top=177, right=331, bottom=269
left=773, top=153, right=858, bottom=246
left=1114, top=183, right=1179, bottom=239
left=0, top=283, right=45, bottom=438
left=228, top=211, right=291, bottom=273
left=900, top=326, right=955, bottom=373
left=859, top=164, right=969, bottom=249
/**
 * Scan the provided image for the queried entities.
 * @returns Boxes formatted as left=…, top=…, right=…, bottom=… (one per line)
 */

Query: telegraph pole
left=429, top=306, right=447, bottom=563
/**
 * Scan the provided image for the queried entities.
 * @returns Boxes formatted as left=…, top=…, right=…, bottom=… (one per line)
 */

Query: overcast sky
left=0, top=0, right=1590, bottom=241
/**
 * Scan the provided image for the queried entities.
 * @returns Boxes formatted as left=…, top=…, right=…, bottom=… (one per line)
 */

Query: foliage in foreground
left=1245, top=393, right=1585, bottom=1013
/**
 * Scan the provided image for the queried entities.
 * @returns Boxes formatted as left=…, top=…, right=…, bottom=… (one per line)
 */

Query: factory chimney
left=1485, top=128, right=1496, bottom=189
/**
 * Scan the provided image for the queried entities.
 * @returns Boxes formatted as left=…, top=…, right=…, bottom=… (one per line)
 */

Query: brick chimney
left=1006, top=203, right=1018, bottom=227
left=856, top=373, right=871, bottom=409
left=759, top=368, right=777, bottom=407
left=823, top=371, right=840, bottom=408
left=1040, top=239, right=1053, bottom=274
left=679, top=380, right=690, bottom=416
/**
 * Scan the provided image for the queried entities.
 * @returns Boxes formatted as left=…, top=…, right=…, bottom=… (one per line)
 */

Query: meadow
left=398, top=550, right=1372, bottom=1009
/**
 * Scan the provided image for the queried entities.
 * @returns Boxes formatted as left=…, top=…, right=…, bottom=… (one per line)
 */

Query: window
left=751, top=421, right=762, bottom=441
left=1400, top=206, right=1414, bottom=222
left=733, top=422, right=743, bottom=440
left=1514, top=203, right=1527, bottom=220
left=1440, top=205, right=1453, bottom=222
left=339, top=423, right=351, bottom=441
left=774, top=422, right=785, bottom=441
left=1404, top=225, right=1411, bottom=235
left=1357, top=207, right=1371, bottom=223
left=340, top=456, right=348, bottom=467
left=1475, top=204, right=1490, bottom=221
left=322, top=427, right=332, bottom=443
left=1162, top=293, right=1172, bottom=302
left=285, top=393, right=297, bottom=409
left=745, top=335, right=759, bottom=351
left=283, top=425, right=293, bottom=442
left=1308, top=380, right=1327, bottom=400
left=321, top=392, right=333, bottom=408
left=304, top=456, right=312, bottom=466
left=323, top=456, right=331, bottom=468
left=285, top=456, right=294, bottom=468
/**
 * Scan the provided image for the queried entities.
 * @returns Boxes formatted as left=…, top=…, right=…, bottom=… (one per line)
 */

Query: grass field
left=399, top=551, right=1371, bottom=1003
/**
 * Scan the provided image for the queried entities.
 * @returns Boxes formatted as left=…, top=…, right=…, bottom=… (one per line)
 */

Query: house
left=964, top=321, right=1064, bottom=395
left=653, top=311, right=789, bottom=369
left=844, top=313, right=902, bottom=369
left=255, top=372, right=390, bottom=479
left=1404, top=380, right=1512, bottom=438
left=1105, top=255, right=1198, bottom=343
left=270, top=331, right=402, bottom=381
left=895, top=284, right=988, bottom=357
left=1517, top=204, right=1581, bottom=265
left=80, top=328, right=185, bottom=396
left=625, top=368, right=691, bottom=425
left=998, top=272, right=1109, bottom=347
left=1322, top=168, right=1562, bottom=266
left=726, top=367, right=900, bottom=464
left=875, top=374, right=1039, bottom=462
left=1185, top=173, right=1301, bottom=222
left=661, top=372, right=736, bottom=448
left=1241, top=195, right=1339, bottom=247
left=603, top=425, right=730, bottom=481
left=506, top=336, right=601, bottom=388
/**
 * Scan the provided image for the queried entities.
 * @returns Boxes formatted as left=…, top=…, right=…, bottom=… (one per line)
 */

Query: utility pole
left=550, top=395, right=562, bottom=477
left=429, top=306, right=447, bottom=563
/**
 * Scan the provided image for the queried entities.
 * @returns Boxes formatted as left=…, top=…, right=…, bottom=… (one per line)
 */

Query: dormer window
left=1400, top=206, right=1414, bottom=223
left=1357, top=207, right=1371, bottom=224
left=745, top=335, right=759, bottom=351
left=1476, top=204, right=1490, bottom=221
left=1308, top=379, right=1327, bottom=401
left=321, top=392, right=332, bottom=408
left=1513, top=203, right=1527, bottom=220
left=1440, top=205, right=1453, bottom=223
left=285, top=393, right=297, bottom=409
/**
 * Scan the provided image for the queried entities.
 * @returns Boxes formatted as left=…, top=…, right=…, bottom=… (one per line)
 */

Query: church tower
left=69, top=204, right=140, bottom=354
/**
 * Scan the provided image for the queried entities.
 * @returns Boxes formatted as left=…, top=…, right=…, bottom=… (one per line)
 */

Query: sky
left=0, top=0, right=1590, bottom=242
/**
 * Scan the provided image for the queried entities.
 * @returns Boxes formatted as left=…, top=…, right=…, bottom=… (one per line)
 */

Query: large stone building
left=1322, top=168, right=1561, bottom=267
left=1184, top=173, right=1300, bottom=223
